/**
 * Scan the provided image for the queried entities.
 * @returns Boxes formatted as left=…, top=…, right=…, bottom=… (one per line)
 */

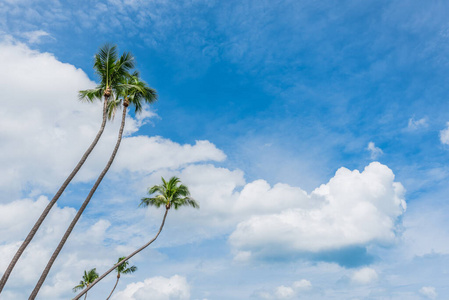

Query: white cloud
left=367, top=142, right=383, bottom=159
left=113, top=137, right=226, bottom=173
left=407, top=117, right=428, bottom=131
left=0, top=38, right=101, bottom=197
left=351, top=267, right=378, bottom=284
left=111, top=275, right=190, bottom=300
left=292, top=279, right=312, bottom=291
left=21, top=30, right=52, bottom=44
left=440, top=122, right=449, bottom=145
left=260, top=279, right=312, bottom=299
left=419, top=286, right=437, bottom=299
left=275, top=286, right=295, bottom=299
left=230, top=162, right=406, bottom=256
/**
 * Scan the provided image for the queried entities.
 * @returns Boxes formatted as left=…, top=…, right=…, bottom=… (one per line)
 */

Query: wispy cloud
left=21, top=30, right=52, bottom=44
left=367, top=142, right=383, bottom=159
left=419, top=286, right=437, bottom=299
left=440, top=122, right=449, bottom=145
left=407, top=116, right=428, bottom=131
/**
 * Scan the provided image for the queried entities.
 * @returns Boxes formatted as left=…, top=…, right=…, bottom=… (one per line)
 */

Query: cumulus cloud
left=229, top=162, right=406, bottom=257
left=419, top=286, right=437, bottom=299
left=351, top=267, right=378, bottom=284
left=111, top=275, right=190, bottom=300
left=367, top=142, right=383, bottom=159
left=440, top=122, right=449, bottom=145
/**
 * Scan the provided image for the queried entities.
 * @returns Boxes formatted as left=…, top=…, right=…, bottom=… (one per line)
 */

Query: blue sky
left=1, top=0, right=449, bottom=299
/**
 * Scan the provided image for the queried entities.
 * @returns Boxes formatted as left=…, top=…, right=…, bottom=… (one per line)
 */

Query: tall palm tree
left=105, top=257, right=137, bottom=300
left=72, top=177, right=199, bottom=300
left=29, top=72, right=157, bottom=299
left=0, top=44, right=134, bottom=294
left=73, top=268, right=99, bottom=300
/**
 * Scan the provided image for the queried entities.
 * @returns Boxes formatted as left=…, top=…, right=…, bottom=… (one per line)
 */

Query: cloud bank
left=230, top=162, right=406, bottom=257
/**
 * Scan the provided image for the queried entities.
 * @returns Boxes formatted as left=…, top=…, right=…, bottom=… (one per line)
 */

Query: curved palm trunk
left=105, top=274, right=120, bottom=300
left=0, top=98, right=109, bottom=294
left=73, top=209, right=169, bottom=300
left=29, top=105, right=128, bottom=300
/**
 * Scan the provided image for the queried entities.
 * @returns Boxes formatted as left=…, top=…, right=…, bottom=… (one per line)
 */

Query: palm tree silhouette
left=72, top=176, right=198, bottom=300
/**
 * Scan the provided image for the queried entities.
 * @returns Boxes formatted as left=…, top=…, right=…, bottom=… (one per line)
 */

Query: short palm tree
left=106, top=257, right=137, bottom=300
left=73, top=268, right=99, bottom=300
left=72, top=177, right=198, bottom=300
left=29, top=71, right=157, bottom=299
left=0, top=44, right=134, bottom=294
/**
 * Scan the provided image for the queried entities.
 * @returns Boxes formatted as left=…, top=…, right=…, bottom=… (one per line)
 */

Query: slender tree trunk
left=84, top=292, right=87, bottom=300
left=73, top=209, right=169, bottom=300
left=29, top=105, right=127, bottom=300
left=105, top=275, right=120, bottom=300
left=0, top=97, right=109, bottom=294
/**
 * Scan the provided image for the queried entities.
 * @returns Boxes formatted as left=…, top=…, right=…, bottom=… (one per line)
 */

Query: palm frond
left=78, top=86, right=103, bottom=102
left=86, top=268, right=99, bottom=283
left=72, top=281, right=85, bottom=292
left=94, top=44, right=118, bottom=88
left=122, top=265, right=137, bottom=274
left=148, top=184, right=165, bottom=195
left=140, top=195, right=166, bottom=208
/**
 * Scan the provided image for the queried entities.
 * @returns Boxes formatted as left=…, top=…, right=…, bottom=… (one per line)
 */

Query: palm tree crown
left=115, top=256, right=137, bottom=277
left=140, top=176, right=199, bottom=210
left=78, top=44, right=135, bottom=118
left=107, top=71, right=157, bottom=119
left=73, top=268, right=99, bottom=292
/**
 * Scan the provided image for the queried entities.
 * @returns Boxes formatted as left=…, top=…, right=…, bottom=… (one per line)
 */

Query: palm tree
left=73, top=268, right=99, bottom=300
left=29, top=72, right=157, bottom=299
left=0, top=44, right=134, bottom=294
left=105, top=257, right=137, bottom=300
left=72, top=177, right=198, bottom=300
